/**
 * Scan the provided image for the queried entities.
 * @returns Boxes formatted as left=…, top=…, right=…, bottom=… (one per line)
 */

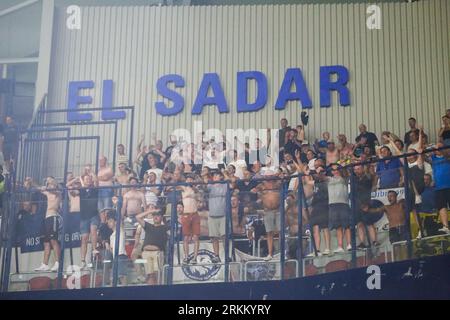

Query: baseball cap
left=318, top=140, right=328, bottom=148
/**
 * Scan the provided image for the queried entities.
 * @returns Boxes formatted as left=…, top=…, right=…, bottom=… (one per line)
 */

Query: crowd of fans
left=12, top=109, right=450, bottom=284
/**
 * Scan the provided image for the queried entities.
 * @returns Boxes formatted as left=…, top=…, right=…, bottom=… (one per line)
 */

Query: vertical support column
left=296, top=176, right=304, bottom=277
left=34, top=0, right=54, bottom=110
left=56, top=136, right=70, bottom=288
left=279, top=180, right=286, bottom=280
left=56, top=188, right=69, bottom=289
left=349, top=169, right=357, bottom=268
left=1, top=192, right=17, bottom=292
left=128, top=109, right=135, bottom=170
left=402, top=158, right=413, bottom=258
left=112, top=122, right=118, bottom=175
left=112, top=198, right=122, bottom=287
left=224, top=182, right=231, bottom=283
left=167, top=189, right=178, bottom=285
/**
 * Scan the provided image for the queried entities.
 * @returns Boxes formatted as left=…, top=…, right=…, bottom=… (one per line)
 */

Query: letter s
left=155, top=74, right=185, bottom=116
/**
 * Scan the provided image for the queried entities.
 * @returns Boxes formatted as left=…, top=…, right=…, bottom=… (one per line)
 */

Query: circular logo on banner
left=246, top=262, right=277, bottom=281
left=181, top=249, right=221, bottom=281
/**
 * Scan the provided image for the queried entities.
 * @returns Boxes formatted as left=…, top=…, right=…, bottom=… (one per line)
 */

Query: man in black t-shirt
left=353, top=165, right=380, bottom=248
left=136, top=209, right=170, bottom=285
left=355, top=124, right=379, bottom=155
left=278, top=118, right=291, bottom=150
left=404, top=117, right=418, bottom=147
left=79, top=175, right=99, bottom=269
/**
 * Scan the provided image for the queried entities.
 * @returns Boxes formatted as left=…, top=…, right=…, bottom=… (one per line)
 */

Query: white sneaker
left=80, top=261, right=87, bottom=270
left=34, top=263, right=50, bottom=272
left=346, top=244, right=352, bottom=251
left=334, top=247, right=344, bottom=254
left=264, top=255, right=273, bottom=261
left=322, top=249, right=330, bottom=255
left=416, top=231, right=422, bottom=239
left=50, top=262, right=59, bottom=272
left=438, top=226, right=450, bottom=234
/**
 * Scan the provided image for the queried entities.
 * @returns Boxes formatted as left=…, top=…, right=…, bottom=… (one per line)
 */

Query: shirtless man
left=115, top=162, right=131, bottom=196
left=231, top=195, right=252, bottom=254
left=35, top=179, right=62, bottom=272
left=121, top=177, right=147, bottom=220
left=116, top=144, right=129, bottom=170
left=326, top=141, right=340, bottom=166
left=286, top=193, right=304, bottom=237
left=362, top=190, right=408, bottom=244
left=231, top=195, right=247, bottom=236
left=66, top=172, right=81, bottom=215
left=251, top=171, right=281, bottom=260
left=337, top=134, right=354, bottom=161
left=285, top=192, right=308, bottom=259
left=97, top=156, right=114, bottom=211
left=178, top=175, right=201, bottom=264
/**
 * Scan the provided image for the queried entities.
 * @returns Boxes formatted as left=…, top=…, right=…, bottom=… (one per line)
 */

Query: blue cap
left=318, top=140, right=328, bottom=148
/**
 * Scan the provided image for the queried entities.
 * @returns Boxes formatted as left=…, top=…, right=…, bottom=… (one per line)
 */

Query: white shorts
left=208, top=216, right=226, bottom=238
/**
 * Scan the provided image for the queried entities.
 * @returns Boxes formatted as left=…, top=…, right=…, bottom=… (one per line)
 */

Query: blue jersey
left=431, top=155, right=450, bottom=190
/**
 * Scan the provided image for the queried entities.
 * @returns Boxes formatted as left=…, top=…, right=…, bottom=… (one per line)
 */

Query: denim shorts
left=98, top=188, right=114, bottom=211
left=80, top=215, right=100, bottom=235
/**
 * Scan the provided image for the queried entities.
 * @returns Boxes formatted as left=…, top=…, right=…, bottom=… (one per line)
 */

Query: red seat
left=92, top=274, right=103, bottom=288
left=51, top=273, right=99, bottom=289
left=28, top=276, right=52, bottom=291
left=324, top=260, right=349, bottom=273
left=80, top=274, right=91, bottom=288
left=125, top=244, right=134, bottom=258
left=284, top=261, right=297, bottom=279
left=304, top=263, right=318, bottom=276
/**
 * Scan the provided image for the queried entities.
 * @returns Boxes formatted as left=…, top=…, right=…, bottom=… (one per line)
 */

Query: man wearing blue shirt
left=431, top=142, right=450, bottom=233
left=376, top=146, right=404, bottom=189
left=419, top=174, right=436, bottom=214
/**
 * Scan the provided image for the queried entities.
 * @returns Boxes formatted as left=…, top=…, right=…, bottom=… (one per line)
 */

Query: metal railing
left=1, top=144, right=450, bottom=291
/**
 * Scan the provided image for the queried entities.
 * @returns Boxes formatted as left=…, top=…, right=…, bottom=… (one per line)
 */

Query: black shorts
left=361, top=211, right=384, bottom=225
left=309, top=204, right=329, bottom=229
left=3, top=143, right=18, bottom=162
left=328, top=203, right=351, bottom=230
left=389, top=225, right=408, bottom=244
left=42, top=216, right=62, bottom=243
left=435, top=188, right=450, bottom=211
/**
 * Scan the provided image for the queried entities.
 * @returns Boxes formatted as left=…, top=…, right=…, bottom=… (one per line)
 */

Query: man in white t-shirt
left=227, top=150, right=247, bottom=179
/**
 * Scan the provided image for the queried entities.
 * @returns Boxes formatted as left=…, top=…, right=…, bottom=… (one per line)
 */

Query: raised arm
left=136, top=207, right=159, bottom=227
left=298, top=126, right=305, bottom=142
left=121, top=195, right=128, bottom=218
left=266, top=128, right=271, bottom=149
left=361, top=204, right=385, bottom=214
left=137, top=134, right=145, bottom=153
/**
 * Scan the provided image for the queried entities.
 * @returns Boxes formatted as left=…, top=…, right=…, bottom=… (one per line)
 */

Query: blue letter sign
left=68, top=81, right=94, bottom=122
left=155, top=74, right=186, bottom=116
left=236, top=71, right=268, bottom=113
left=192, top=73, right=229, bottom=115
left=319, top=65, right=350, bottom=107
left=274, top=68, right=313, bottom=110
